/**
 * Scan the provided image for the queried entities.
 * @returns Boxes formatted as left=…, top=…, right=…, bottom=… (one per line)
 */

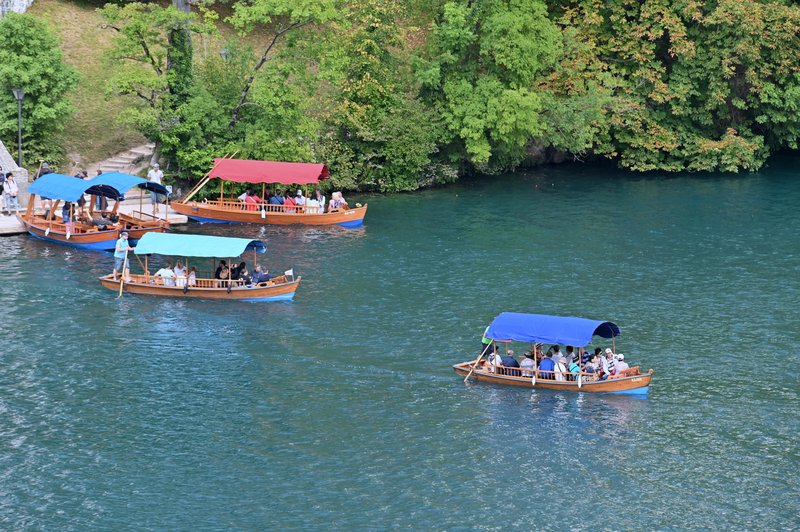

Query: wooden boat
left=20, top=172, right=169, bottom=250
left=171, top=158, right=367, bottom=227
left=454, top=313, right=654, bottom=395
left=99, top=232, right=301, bottom=301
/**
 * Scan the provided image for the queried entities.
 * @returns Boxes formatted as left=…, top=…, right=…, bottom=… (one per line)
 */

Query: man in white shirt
left=147, top=163, right=164, bottom=211
left=155, top=262, right=176, bottom=286
left=614, top=354, right=630, bottom=375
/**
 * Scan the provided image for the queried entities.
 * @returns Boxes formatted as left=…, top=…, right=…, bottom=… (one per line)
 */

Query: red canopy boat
left=171, top=158, right=367, bottom=227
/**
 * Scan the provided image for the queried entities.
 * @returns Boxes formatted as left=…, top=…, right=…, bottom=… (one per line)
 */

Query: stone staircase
left=82, top=142, right=156, bottom=199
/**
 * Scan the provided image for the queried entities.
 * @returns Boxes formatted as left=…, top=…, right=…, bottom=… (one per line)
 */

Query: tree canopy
left=9, top=0, right=800, bottom=185
left=0, top=13, right=79, bottom=165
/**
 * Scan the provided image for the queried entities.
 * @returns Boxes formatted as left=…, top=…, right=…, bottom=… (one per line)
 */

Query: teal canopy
left=28, top=173, right=123, bottom=202
left=90, top=172, right=168, bottom=195
left=133, top=232, right=266, bottom=258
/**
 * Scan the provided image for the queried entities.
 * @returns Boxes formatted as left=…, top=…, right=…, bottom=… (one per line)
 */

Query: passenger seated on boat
left=613, top=354, right=629, bottom=376
left=538, top=353, right=555, bottom=379
left=174, top=260, right=187, bottom=287
left=600, top=348, right=616, bottom=380
left=568, top=358, right=581, bottom=381
left=187, top=266, right=197, bottom=287
left=565, top=346, right=576, bottom=364
left=238, top=266, right=252, bottom=285
left=155, top=263, right=176, bottom=286
left=329, top=191, right=347, bottom=211
left=269, top=190, right=284, bottom=208
left=284, top=193, right=296, bottom=213
left=215, top=260, right=228, bottom=279
left=554, top=355, right=568, bottom=381
left=231, top=261, right=246, bottom=279
left=520, top=351, right=536, bottom=377
left=312, top=189, right=326, bottom=213
left=251, top=265, right=273, bottom=285
left=583, top=353, right=600, bottom=381
left=499, top=350, right=520, bottom=376
left=244, top=190, right=261, bottom=211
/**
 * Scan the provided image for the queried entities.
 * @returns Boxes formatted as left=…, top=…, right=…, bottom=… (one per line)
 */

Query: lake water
left=1, top=158, right=798, bottom=529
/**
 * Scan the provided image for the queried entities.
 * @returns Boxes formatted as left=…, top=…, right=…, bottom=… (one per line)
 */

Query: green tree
left=0, top=13, right=79, bottom=166
left=98, top=2, right=215, bottom=153
left=557, top=0, right=800, bottom=172
left=316, top=0, right=446, bottom=191
left=417, top=0, right=561, bottom=171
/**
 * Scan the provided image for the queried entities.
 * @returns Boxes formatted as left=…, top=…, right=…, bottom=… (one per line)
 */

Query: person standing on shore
left=147, top=163, right=164, bottom=212
left=3, top=172, right=20, bottom=215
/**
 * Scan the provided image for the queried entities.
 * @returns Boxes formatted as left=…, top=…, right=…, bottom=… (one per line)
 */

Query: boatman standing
left=480, top=325, right=492, bottom=354
left=113, top=231, right=134, bottom=281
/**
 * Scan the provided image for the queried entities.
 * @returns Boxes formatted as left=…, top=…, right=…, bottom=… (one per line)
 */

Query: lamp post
left=11, top=87, right=24, bottom=167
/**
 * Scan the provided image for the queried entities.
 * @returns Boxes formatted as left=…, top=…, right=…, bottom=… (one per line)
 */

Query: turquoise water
left=1, top=158, right=799, bottom=529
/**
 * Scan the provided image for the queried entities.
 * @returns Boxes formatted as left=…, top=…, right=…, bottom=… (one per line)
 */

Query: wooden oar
left=117, top=248, right=129, bottom=298
left=464, top=341, right=494, bottom=383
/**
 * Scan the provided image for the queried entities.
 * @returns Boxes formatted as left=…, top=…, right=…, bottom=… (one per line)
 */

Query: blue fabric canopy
left=28, top=173, right=123, bottom=202
left=90, top=172, right=168, bottom=195
left=485, top=312, right=620, bottom=346
left=134, top=232, right=266, bottom=258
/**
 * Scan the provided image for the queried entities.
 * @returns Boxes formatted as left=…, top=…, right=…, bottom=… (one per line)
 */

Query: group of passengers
left=147, top=259, right=274, bottom=289
left=213, top=260, right=273, bottom=287
left=152, top=260, right=197, bottom=287
left=237, top=188, right=349, bottom=214
left=485, top=343, right=631, bottom=381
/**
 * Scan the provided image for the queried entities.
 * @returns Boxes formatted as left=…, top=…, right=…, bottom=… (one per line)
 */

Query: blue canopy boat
left=453, top=312, right=653, bottom=394
left=98, top=232, right=301, bottom=301
left=20, top=172, right=169, bottom=250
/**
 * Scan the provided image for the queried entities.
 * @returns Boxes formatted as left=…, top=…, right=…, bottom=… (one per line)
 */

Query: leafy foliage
left=0, top=13, right=79, bottom=166
left=417, top=0, right=561, bottom=171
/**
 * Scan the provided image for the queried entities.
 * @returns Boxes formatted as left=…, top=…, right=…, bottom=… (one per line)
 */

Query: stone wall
left=0, top=0, right=34, bottom=16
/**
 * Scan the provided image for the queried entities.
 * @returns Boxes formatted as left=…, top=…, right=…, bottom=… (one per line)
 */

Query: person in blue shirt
left=538, top=351, right=555, bottom=379
left=112, top=231, right=133, bottom=281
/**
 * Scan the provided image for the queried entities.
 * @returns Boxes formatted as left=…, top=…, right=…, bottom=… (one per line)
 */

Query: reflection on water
left=1, top=161, right=799, bottom=529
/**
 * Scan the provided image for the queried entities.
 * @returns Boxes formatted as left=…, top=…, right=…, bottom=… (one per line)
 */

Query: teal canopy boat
left=99, top=232, right=300, bottom=302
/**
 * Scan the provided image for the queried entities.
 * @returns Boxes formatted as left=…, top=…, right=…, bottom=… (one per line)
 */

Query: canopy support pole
left=181, top=151, right=238, bottom=203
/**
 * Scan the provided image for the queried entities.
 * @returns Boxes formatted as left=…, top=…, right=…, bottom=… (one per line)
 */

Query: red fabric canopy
left=210, top=158, right=330, bottom=185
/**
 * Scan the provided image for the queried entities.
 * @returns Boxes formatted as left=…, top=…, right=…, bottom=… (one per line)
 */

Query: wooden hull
left=99, top=275, right=301, bottom=301
left=171, top=201, right=367, bottom=227
left=18, top=215, right=167, bottom=251
left=453, top=362, right=653, bottom=395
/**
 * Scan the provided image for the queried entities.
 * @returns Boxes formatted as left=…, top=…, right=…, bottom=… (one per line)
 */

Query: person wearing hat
left=112, top=231, right=133, bottom=281
left=614, top=354, right=629, bottom=375
left=295, top=189, right=306, bottom=209
left=147, top=163, right=164, bottom=211
left=601, top=348, right=616, bottom=379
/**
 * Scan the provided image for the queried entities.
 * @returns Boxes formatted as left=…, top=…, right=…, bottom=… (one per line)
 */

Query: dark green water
left=1, top=158, right=799, bottom=529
